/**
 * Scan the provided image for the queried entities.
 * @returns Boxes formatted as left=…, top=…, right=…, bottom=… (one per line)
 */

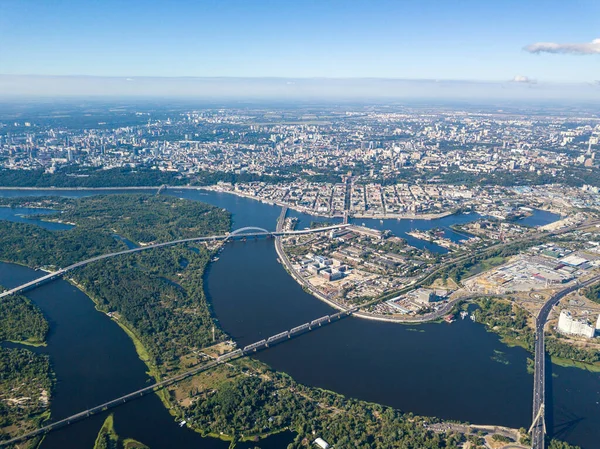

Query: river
left=0, top=188, right=598, bottom=449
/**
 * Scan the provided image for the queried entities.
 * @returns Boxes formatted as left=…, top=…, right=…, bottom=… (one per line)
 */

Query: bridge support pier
left=528, top=403, right=546, bottom=435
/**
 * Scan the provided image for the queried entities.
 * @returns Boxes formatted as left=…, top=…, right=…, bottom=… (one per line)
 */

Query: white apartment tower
left=557, top=310, right=596, bottom=339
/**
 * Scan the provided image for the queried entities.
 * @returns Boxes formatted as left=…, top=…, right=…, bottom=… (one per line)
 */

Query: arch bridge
left=225, top=226, right=272, bottom=241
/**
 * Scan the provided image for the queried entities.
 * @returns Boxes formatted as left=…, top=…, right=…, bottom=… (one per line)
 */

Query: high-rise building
left=557, top=310, right=596, bottom=338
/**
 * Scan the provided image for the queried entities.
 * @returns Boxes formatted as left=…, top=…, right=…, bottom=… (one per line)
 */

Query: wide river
left=0, top=188, right=598, bottom=449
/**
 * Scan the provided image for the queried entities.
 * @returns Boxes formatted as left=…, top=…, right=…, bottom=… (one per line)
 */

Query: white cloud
left=524, top=38, right=600, bottom=55
left=511, top=75, right=536, bottom=84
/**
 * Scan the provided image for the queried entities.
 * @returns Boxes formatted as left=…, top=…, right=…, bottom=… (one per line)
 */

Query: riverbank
left=6, top=338, right=47, bottom=348
left=199, top=185, right=458, bottom=221
left=274, top=235, right=350, bottom=313
left=471, top=296, right=600, bottom=373
left=1, top=188, right=596, bottom=448
left=66, top=277, right=167, bottom=384
left=274, top=219, right=467, bottom=324
left=93, top=414, right=149, bottom=449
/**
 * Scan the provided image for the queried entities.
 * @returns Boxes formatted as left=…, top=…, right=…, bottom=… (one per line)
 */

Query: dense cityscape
left=1, top=103, right=600, bottom=449
left=2, top=107, right=599, bottom=181
left=2, top=1, right=600, bottom=449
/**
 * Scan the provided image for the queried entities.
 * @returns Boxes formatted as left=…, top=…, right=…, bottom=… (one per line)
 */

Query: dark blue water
left=168, top=189, right=559, bottom=253
left=113, top=234, right=138, bottom=249
left=0, top=206, right=73, bottom=230
left=0, top=262, right=293, bottom=449
left=353, top=213, right=483, bottom=253
left=1, top=188, right=590, bottom=449
left=208, top=240, right=533, bottom=424
left=520, top=209, right=562, bottom=227
left=206, top=239, right=599, bottom=449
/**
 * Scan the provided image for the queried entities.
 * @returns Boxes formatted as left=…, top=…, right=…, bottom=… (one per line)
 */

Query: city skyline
left=2, top=2, right=600, bottom=448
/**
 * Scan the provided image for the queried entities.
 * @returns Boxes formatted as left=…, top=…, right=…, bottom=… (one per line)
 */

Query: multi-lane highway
left=3, top=206, right=598, bottom=447
left=530, top=274, right=600, bottom=449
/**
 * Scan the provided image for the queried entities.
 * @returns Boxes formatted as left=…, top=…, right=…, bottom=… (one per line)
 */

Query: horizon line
left=0, top=74, right=594, bottom=85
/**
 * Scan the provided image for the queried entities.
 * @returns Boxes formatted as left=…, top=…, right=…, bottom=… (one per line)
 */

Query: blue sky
left=0, top=0, right=598, bottom=83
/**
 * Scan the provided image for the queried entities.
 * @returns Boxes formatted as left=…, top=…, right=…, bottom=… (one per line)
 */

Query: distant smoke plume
left=524, top=38, right=600, bottom=55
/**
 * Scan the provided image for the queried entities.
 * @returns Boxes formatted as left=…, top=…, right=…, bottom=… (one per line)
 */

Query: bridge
left=3, top=208, right=598, bottom=446
left=0, top=308, right=356, bottom=447
left=0, top=210, right=354, bottom=445
left=224, top=226, right=271, bottom=241
left=0, top=223, right=349, bottom=300
left=528, top=274, right=600, bottom=449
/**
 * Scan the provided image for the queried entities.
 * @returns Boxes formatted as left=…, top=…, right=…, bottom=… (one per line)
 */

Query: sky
left=0, top=0, right=599, bottom=98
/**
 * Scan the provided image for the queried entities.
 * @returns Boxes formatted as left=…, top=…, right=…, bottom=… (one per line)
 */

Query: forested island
left=0, top=288, right=53, bottom=446
left=0, top=193, right=583, bottom=448
left=0, top=290, right=48, bottom=346
left=0, top=194, right=231, bottom=446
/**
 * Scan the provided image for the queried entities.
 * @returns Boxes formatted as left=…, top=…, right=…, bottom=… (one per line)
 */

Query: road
left=274, top=210, right=350, bottom=312
left=276, top=208, right=600, bottom=448
left=530, top=274, right=600, bottom=449
left=3, top=208, right=598, bottom=446
left=0, top=298, right=353, bottom=447
left=0, top=224, right=349, bottom=300
left=275, top=210, right=600, bottom=326
left=0, top=357, right=223, bottom=447
left=430, top=423, right=522, bottom=445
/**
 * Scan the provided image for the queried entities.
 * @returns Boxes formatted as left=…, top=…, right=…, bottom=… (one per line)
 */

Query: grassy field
left=464, top=255, right=508, bottom=278
left=93, top=415, right=118, bottom=449
left=93, top=414, right=150, bottom=449
left=550, top=356, right=600, bottom=373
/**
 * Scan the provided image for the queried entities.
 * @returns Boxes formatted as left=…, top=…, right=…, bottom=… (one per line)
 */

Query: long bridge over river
left=0, top=223, right=348, bottom=300
left=2, top=208, right=598, bottom=448
left=0, top=306, right=359, bottom=447
left=528, top=274, right=600, bottom=449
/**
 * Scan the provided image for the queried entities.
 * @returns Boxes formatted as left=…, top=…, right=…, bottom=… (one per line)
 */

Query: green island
left=0, top=194, right=231, bottom=445
left=0, top=287, right=53, bottom=446
left=0, top=289, right=48, bottom=347
left=93, top=414, right=149, bottom=449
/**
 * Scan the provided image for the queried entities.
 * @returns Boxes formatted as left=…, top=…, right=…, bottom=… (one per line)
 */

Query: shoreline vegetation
left=0, top=194, right=231, bottom=446
left=92, top=414, right=149, bottom=449
left=0, top=192, right=586, bottom=448
left=0, top=193, right=484, bottom=447
left=469, top=298, right=600, bottom=373
left=0, top=286, right=53, bottom=446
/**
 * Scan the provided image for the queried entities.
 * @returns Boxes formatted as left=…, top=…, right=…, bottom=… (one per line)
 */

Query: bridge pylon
left=528, top=403, right=546, bottom=435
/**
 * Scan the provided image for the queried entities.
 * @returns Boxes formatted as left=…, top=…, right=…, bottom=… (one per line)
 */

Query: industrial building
left=408, top=288, right=437, bottom=305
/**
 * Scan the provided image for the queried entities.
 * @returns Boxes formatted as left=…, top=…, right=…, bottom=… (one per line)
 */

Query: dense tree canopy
left=0, top=347, right=53, bottom=443
left=0, top=292, right=48, bottom=345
